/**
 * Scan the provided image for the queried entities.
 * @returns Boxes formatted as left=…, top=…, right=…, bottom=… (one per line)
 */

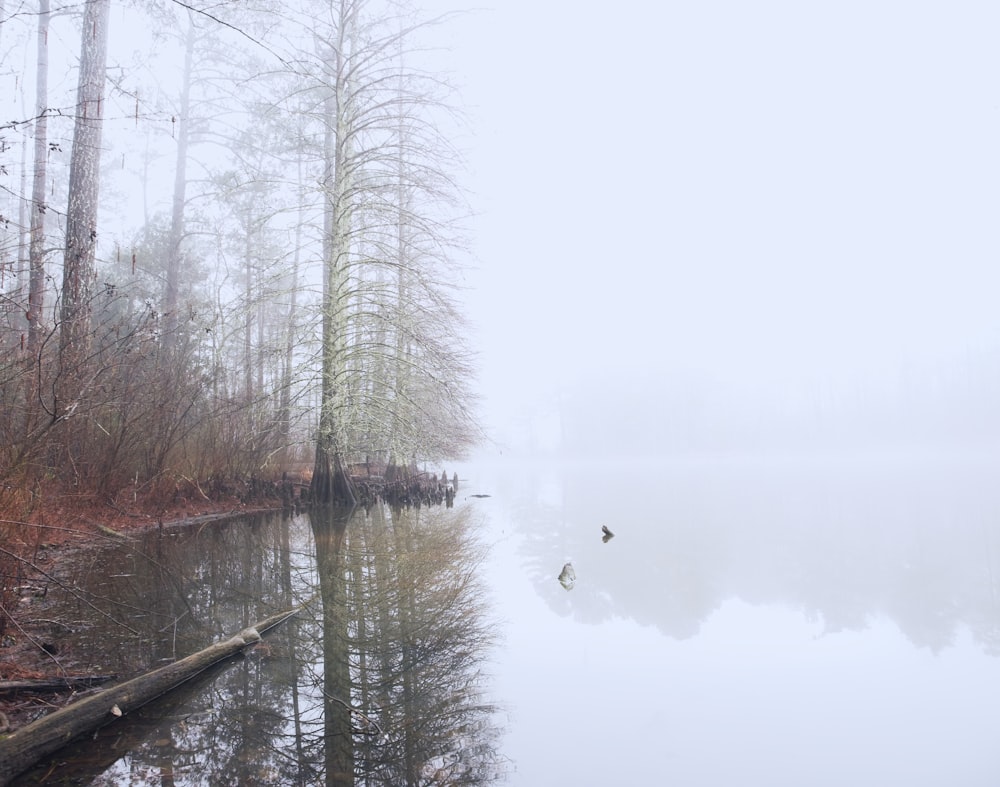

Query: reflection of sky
left=468, top=458, right=1000, bottom=785
left=487, top=455, right=1000, bottom=652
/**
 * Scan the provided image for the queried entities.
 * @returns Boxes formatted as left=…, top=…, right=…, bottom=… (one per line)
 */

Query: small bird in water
left=601, top=525, right=615, bottom=543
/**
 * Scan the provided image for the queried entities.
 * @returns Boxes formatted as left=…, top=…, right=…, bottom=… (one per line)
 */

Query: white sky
left=430, top=1, right=1000, bottom=438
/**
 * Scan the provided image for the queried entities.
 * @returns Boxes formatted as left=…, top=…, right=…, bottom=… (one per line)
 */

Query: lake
left=9, top=453, right=1000, bottom=785
left=473, top=452, right=1000, bottom=786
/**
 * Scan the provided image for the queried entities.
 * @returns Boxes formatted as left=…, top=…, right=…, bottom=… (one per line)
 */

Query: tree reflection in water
left=310, top=503, right=504, bottom=786
left=10, top=505, right=504, bottom=785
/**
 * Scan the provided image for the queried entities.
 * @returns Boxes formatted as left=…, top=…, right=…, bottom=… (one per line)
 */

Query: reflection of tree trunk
left=350, top=513, right=374, bottom=777
left=155, top=735, right=177, bottom=787
left=391, top=508, right=419, bottom=786
left=313, top=507, right=355, bottom=786
left=277, top=515, right=308, bottom=780
left=277, top=513, right=293, bottom=606
left=308, top=503, right=501, bottom=784
left=288, top=617, right=306, bottom=784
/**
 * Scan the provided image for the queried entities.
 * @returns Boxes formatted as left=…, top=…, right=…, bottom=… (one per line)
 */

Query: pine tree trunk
left=58, top=0, right=111, bottom=392
left=26, top=0, right=50, bottom=359
left=163, top=11, right=195, bottom=349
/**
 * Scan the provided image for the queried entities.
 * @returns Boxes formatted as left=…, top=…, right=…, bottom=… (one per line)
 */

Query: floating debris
left=601, top=525, right=615, bottom=543
left=557, top=562, right=576, bottom=590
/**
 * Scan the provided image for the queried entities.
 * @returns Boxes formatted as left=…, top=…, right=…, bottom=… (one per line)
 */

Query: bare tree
left=309, top=0, right=477, bottom=502
left=311, top=0, right=358, bottom=502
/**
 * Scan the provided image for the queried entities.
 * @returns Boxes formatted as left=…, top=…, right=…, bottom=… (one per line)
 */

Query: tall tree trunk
left=163, top=11, right=195, bottom=350
left=277, top=143, right=303, bottom=463
left=21, top=0, right=52, bottom=446
left=256, top=287, right=264, bottom=397
left=244, top=231, right=254, bottom=401
left=16, top=122, right=28, bottom=300
left=27, top=0, right=50, bottom=360
left=313, top=77, right=337, bottom=499
left=392, top=57, right=411, bottom=459
left=312, top=7, right=356, bottom=503
left=59, top=0, right=111, bottom=394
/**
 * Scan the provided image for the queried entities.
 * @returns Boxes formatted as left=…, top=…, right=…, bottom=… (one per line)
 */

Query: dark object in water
left=557, top=562, right=576, bottom=590
left=468, top=494, right=491, bottom=498
left=601, top=525, right=615, bottom=543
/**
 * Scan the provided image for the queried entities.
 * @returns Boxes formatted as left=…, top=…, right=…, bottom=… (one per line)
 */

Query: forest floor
left=0, top=490, right=287, bottom=734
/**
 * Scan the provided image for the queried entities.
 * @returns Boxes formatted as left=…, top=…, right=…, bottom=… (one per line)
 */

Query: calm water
left=474, top=453, right=1000, bottom=786
left=11, top=504, right=502, bottom=785
left=10, top=454, right=1000, bottom=784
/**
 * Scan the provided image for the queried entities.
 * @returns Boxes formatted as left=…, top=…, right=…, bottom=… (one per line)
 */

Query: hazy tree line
left=0, top=0, right=476, bottom=513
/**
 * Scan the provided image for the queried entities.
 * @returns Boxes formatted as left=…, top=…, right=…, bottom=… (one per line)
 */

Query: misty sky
left=430, top=2, right=1000, bottom=443
left=9, top=0, right=996, bottom=452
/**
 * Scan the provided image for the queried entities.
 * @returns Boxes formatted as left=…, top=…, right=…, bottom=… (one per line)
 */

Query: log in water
left=0, top=606, right=300, bottom=786
left=0, top=675, right=115, bottom=695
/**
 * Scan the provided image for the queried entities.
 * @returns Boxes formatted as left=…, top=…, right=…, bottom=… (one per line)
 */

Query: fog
left=442, top=2, right=1000, bottom=458
left=8, top=1, right=998, bottom=460
left=5, top=4, right=999, bottom=782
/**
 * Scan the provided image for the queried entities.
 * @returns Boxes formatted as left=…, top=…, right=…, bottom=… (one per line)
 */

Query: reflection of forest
left=312, top=505, right=502, bottom=786
left=504, top=458, right=1000, bottom=654
left=16, top=505, right=503, bottom=785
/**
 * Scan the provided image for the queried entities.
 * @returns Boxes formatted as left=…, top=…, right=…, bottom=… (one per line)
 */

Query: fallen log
left=0, top=605, right=301, bottom=786
left=0, top=675, right=116, bottom=695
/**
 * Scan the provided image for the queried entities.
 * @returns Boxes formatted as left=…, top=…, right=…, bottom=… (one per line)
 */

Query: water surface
left=11, top=453, right=1000, bottom=785
left=473, top=453, right=1000, bottom=785
left=12, top=505, right=501, bottom=785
